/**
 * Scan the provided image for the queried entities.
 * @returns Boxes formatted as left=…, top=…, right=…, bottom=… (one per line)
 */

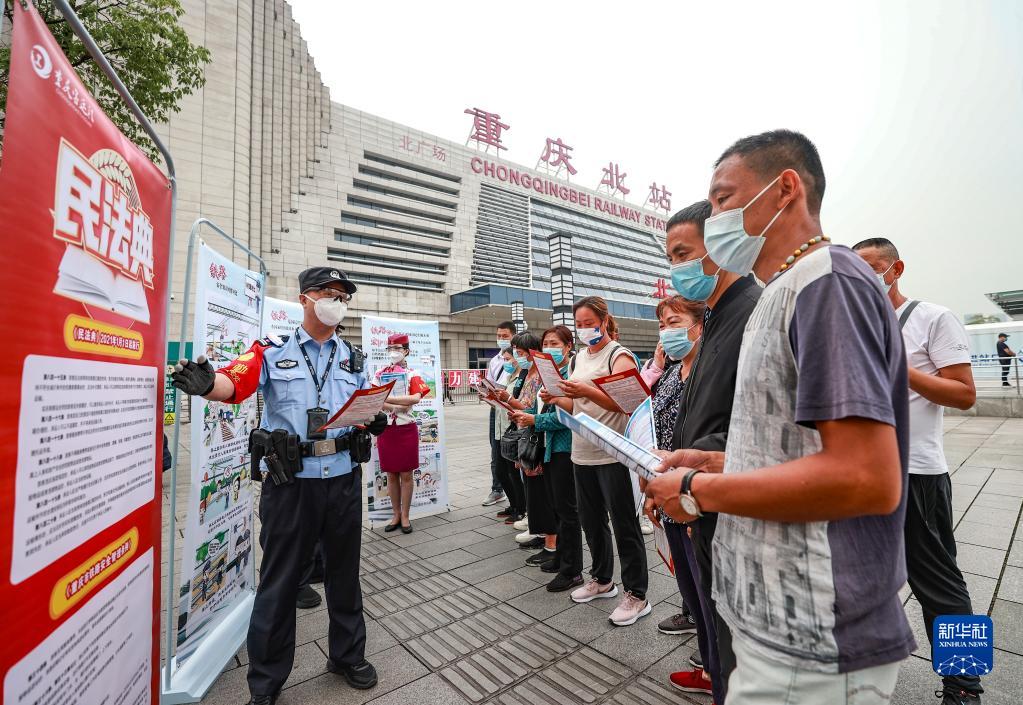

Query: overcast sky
left=289, top=0, right=1022, bottom=318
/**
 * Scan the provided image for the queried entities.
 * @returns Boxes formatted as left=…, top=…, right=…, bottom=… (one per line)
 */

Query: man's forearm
left=205, top=372, right=236, bottom=402
left=693, top=450, right=901, bottom=522
left=907, top=366, right=975, bottom=410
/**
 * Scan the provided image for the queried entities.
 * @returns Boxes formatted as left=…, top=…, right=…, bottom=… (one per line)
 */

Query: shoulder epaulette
left=258, top=334, right=289, bottom=348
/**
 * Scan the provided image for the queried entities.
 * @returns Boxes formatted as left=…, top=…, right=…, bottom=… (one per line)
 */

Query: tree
left=1, top=0, right=211, bottom=162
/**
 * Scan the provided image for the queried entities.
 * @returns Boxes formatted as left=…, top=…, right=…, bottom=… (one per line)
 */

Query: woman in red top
left=375, top=333, right=430, bottom=533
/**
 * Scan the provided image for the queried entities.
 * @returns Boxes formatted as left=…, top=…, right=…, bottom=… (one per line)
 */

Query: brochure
left=320, top=380, right=395, bottom=430
left=592, top=367, right=651, bottom=414
left=530, top=350, right=566, bottom=397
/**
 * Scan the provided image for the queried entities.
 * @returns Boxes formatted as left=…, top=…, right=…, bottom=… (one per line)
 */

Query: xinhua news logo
left=932, top=615, right=993, bottom=677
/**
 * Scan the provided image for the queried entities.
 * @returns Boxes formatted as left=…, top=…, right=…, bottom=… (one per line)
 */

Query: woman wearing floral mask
left=375, top=333, right=430, bottom=534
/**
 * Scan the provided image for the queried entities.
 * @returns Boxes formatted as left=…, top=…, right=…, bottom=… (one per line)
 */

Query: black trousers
left=299, top=542, right=324, bottom=587
left=691, top=513, right=736, bottom=698
left=525, top=471, right=557, bottom=535
left=1001, top=360, right=1011, bottom=384
left=248, top=471, right=366, bottom=696
left=906, top=472, right=982, bottom=693
left=542, top=452, right=583, bottom=577
left=494, top=450, right=526, bottom=514
left=574, top=462, right=648, bottom=599
left=488, top=409, right=503, bottom=493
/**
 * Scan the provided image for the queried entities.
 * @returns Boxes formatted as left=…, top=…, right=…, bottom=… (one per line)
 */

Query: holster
left=249, top=428, right=300, bottom=485
left=349, top=429, right=372, bottom=464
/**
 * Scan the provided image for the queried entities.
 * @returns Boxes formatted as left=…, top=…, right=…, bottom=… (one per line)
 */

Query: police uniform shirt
left=259, top=326, right=370, bottom=479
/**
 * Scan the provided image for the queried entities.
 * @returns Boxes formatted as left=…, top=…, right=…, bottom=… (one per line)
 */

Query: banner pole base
left=161, top=594, right=254, bottom=704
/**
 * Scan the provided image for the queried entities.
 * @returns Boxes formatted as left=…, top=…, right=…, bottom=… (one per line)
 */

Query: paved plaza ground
left=162, top=404, right=1023, bottom=705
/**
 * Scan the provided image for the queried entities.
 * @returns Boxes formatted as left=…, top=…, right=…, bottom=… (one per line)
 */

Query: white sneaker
left=639, top=515, right=654, bottom=535
left=515, top=530, right=538, bottom=544
left=570, top=579, right=618, bottom=604
left=513, top=516, right=529, bottom=531
left=608, top=591, right=652, bottom=626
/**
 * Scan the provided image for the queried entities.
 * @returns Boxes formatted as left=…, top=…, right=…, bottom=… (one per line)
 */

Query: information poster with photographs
left=176, top=243, right=262, bottom=663
left=362, top=316, right=448, bottom=521
left=0, top=4, right=171, bottom=702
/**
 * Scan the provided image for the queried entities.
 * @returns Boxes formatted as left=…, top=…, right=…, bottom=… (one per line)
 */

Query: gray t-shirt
left=713, top=245, right=915, bottom=673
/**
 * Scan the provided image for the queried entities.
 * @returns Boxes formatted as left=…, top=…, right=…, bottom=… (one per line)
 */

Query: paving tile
left=463, top=535, right=523, bottom=559
left=406, top=573, right=471, bottom=601
left=535, top=646, right=632, bottom=703
left=361, top=560, right=443, bottom=595
left=1008, top=541, right=1023, bottom=568
left=610, top=674, right=708, bottom=705
left=476, top=571, right=543, bottom=601
left=971, top=493, right=1023, bottom=512
left=424, top=515, right=498, bottom=538
left=961, top=507, right=1019, bottom=529
left=451, top=549, right=532, bottom=584
left=439, top=644, right=533, bottom=702
left=642, top=640, right=700, bottom=688
left=543, top=603, right=618, bottom=644
left=954, top=544, right=1006, bottom=579
left=406, top=530, right=489, bottom=558
left=507, top=585, right=576, bottom=621
left=404, top=603, right=533, bottom=669
left=277, top=644, right=428, bottom=705
left=363, top=673, right=470, bottom=705
left=903, top=598, right=930, bottom=659
left=381, top=528, right=436, bottom=548
left=965, top=572, right=998, bottom=613
left=974, top=648, right=1023, bottom=705
left=996, top=565, right=1023, bottom=604
left=362, top=547, right=423, bottom=573
left=377, top=587, right=497, bottom=640
left=891, top=654, right=943, bottom=705
left=588, top=601, right=683, bottom=671
left=474, top=521, right=520, bottom=539
left=362, top=539, right=404, bottom=558
left=427, top=549, right=481, bottom=572
left=990, top=599, right=1023, bottom=656
left=282, top=641, right=329, bottom=690
left=363, top=585, right=425, bottom=619
left=954, top=521, right=1013, bottom=550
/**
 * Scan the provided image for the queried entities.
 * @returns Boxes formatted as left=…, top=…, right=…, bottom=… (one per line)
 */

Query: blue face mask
left=704, top=174, right=787, bottom=276
left=502, top=361, right=516, bottom=374
left=670, top=254, right=718, bottom=302
left=542, top=347, right=565, bottom=365
left=660, top=327, right=694, bottom=360
left=513, top=353, right=533, bottom=370
left=497, top=339, right=511, bottom=350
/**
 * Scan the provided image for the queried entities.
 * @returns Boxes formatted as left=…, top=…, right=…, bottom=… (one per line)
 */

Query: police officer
left=172, top=266, right=386, bottom=705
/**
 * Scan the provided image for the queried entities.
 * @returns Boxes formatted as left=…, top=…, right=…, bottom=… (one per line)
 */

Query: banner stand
left=49, top=1, right=181, bottom=702
left=162, top=219, right=267, bottom=703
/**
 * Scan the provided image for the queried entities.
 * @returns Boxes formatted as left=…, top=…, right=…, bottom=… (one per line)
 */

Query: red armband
left=410, top=373, right=431, bottom=397
left=219, top=341, right=268, bottom=404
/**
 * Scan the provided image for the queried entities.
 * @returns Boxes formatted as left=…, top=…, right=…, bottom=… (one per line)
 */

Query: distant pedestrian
left=997, top=333, right=1016, bottom=387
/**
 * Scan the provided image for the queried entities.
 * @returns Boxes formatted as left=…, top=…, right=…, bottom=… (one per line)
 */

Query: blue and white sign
left=932, top=615, right=994, bottom=677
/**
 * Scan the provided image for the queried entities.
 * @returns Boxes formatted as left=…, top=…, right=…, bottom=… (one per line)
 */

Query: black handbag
left=500, top=425, right=524, bottom=462
left=518, top=426, right=545, bottom=475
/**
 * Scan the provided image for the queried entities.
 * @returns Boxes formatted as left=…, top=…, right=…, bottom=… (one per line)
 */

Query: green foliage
left=1, top=0, right=211, bottom=162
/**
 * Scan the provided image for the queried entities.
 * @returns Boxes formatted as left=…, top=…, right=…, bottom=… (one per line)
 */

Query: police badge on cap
left=298, top=266, right=356, bottom=295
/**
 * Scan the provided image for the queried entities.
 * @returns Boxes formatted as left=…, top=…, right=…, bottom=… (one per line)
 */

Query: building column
left=550, top=231, right=574, bottom=331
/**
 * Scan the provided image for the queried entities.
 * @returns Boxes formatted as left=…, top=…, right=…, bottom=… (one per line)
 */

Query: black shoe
left=518, top=536, right=544, bottom=550
left=504, top=512, right=525, bottom=525
left=328, top=658, right=378, bottom=689
left=401, top=523, right=413, bottom=534
left=546, top=573, right=583, bottom=592
left=496, top=507, right=513, bottom=518
left=384, top=521, right=401, bottom=533
left=689, top=652, right=703, bottom=669
left=540, top=558, right=560, bottom=573
left=248, top=696, right=277, bottom=705
left=296, top=584, right=322, bottom=609
left=525, top=550, right=554, bottom=566
left=937, top=686, right=982, bottom=704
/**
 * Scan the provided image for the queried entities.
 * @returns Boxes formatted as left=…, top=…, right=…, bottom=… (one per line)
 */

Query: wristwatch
left=678, top=469, right=704, bottom=518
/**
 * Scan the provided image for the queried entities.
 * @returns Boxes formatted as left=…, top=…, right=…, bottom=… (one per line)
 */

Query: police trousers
left=247, top=470, right=366, bottom=696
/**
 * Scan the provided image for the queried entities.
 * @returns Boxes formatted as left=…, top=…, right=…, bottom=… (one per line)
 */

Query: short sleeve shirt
left=374, top=363, right=430, bottom=425
left=712, top=245, right=914, bottom=674
left=898, top=300, right=971, bottom=474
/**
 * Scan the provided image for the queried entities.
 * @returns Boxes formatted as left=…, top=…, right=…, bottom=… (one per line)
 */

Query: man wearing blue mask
left=482, top=321, right=516, bottom=507
left=648, top=198, right=763, bottom=704
left=648, top=130, right=914, bottom=705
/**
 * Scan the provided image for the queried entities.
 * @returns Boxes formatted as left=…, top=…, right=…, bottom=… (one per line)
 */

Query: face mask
left=307, top=295, right=347, bottom=327
left=876, top=262, right=896, bottom=293
left=496, top=339, right=511, bottom=350
left=660, top=327, right=694, bottom=360
left=387, top=350, right=405, bottom=364
left=577, top=327, right=604, bottom=346
left=704, top=174, right=787, bottom=276
left=514, top=353, right=533, bottom=370
left=502, top=361, right=516, bottom=374
left=670, top=255, right=718, bottom=302
left=542, top=347, right=565, bottom=365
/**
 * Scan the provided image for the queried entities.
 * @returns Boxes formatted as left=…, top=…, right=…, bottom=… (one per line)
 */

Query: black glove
left=172, top=356, right=217, bottom=396
left=366, top=412, right=388, bottom=436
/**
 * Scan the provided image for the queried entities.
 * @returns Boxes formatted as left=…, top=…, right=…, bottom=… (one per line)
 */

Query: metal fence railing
left=441, top=369, right=489, bottom=405
left=970, top=358, right=1021, bottom=397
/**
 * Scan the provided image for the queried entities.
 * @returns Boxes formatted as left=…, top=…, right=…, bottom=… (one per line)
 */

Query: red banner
left=0, top=3, right=170, bottom=703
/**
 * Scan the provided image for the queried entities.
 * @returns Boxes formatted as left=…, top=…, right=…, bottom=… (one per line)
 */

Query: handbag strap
left=898, top=300, right=920, bottom=330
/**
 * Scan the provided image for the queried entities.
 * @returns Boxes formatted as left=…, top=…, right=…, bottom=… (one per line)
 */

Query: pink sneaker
left=669, top=669, right=713, bottom=694
left=608, top=591, right=652, bottom=626
left=570, top=578, right=618, bottom=604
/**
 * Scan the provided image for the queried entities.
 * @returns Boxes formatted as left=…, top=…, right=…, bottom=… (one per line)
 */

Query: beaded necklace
left=779, top=235, right=831, bottom=272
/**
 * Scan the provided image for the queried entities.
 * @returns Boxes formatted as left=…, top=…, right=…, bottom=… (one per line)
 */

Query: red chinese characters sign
left=0, top=4, right=171, bottom=703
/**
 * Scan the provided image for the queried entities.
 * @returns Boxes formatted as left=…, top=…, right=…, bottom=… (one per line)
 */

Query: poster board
left=175, top=243, right=262, bottom=663
left=261, top=296, right=304, bottom=339
left=0, top=3, right=171, bottom=701
left=362, top=316, right=449, bottom=521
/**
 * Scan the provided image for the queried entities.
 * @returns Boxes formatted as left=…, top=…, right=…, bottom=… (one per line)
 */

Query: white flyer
left=531, top=350, right=566, bottom=397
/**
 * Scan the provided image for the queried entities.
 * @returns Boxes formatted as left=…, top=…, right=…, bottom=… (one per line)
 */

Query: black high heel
left=384, top=521, right=401, bottom=533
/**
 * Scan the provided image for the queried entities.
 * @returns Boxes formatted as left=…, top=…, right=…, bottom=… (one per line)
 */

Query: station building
left=162, top=0, right=671, bottom=367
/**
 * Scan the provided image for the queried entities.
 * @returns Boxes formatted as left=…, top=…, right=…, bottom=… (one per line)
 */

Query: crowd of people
left=479, top=130, right=984, bottom=705
left=173, top=129, right=985, bottom=705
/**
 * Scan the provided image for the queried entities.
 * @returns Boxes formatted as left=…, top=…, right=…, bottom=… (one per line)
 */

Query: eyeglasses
left=305, top=287, right=351, bottom=303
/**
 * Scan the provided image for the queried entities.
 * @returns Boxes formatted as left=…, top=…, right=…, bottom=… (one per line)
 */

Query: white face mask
left=876, top=262, right=896, bottom=293
left=388, top=350, right=406, bottom=364
left=306, top=295, right=347, bottom=327
left=704, top=174, right=788, bottom=276
left=577, top=326, right=604, bottom=346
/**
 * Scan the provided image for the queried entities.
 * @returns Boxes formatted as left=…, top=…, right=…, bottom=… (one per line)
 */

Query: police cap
left=299, top=266, right=356, bottom=295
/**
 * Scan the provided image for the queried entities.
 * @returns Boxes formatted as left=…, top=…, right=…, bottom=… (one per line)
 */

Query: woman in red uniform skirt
left=375, top=333, right=431, bottom=533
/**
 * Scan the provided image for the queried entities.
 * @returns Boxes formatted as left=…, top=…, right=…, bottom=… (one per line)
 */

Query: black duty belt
left=300, top=435, right=351, bottom=458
